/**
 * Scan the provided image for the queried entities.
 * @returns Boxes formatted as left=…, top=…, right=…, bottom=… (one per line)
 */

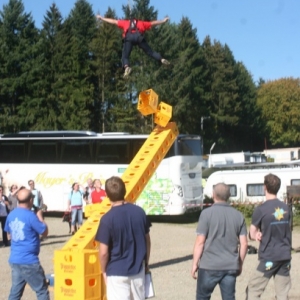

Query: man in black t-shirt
left=246, top=173, right=291, bottom=299
left=95, top=176, right=151, bottom=300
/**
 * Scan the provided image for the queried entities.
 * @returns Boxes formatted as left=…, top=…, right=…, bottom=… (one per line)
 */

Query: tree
left=165, top=17, right=206, bottom=134
left=0, top=0, right=40, bottom=132
left=233, top=61, right=263, bottom=151
left=17, top=3, right=64, bottom=130
left=90, top=7, right=123, bottom=132
left=53, top=0, right=96, bottom=130
left=257, top=77, right=300, bottom=146
left=202, top=37, right=240, bottom=152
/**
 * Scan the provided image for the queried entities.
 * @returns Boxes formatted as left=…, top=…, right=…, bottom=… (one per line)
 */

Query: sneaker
left=124, top=66, right=132, bottom=77
left=161, top=58, right=170, bottom=65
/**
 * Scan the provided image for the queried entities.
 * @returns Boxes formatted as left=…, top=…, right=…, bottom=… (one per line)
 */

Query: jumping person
left=96, top=14, right=170, bottom=77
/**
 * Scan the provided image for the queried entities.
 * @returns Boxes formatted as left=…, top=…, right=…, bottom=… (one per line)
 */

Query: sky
left=1, top=0, right=299, bottom=82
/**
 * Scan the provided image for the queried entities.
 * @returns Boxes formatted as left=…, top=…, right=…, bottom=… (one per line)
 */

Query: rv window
left=291, top=179, right=300, bottom=185
left=228, top=185, right=237, bottom=197
left=247, top=184, right=264, bottom=196
left=212, top=184, right=237, bottom=197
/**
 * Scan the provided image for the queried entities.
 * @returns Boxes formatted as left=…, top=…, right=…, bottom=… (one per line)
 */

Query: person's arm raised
left=96, top=14, right=118, bottom=25
left=150, top=17, right=169, bottom=26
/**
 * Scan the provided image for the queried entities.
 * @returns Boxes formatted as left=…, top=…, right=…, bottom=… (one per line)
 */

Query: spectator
left=68, top=182, right=84, bottom=234
left=95, top=176, right=151, bottom=300
left=91, top=179, right=106, bottom=204
left=28, top=180, right=44, bottom=214
left=0, top=169, right=9, bottom=186
left=191, top=183, right=248, bottom=300
left=8, top=184, right=22, bottom=211
left=0, top=185, right=10, bottom=247
left=4, top=188, right=49, bottom=300
left=246, top=173, right=291, bottom=299
left=84, top=178, right=95, bottom=204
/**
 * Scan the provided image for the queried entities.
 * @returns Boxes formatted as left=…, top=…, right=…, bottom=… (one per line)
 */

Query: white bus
left=203, top=163, right=300, bottom=203
left=0, top=131, right=203, bottom=215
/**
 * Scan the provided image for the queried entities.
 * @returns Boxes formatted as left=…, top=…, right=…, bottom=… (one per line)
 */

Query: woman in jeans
left=67, top=182, right=84, bottom=235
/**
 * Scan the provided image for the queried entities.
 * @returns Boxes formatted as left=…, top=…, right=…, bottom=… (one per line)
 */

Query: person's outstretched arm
left=96, top=14, right=118, bottom=25
left=150, top=17, right=169, bottom=26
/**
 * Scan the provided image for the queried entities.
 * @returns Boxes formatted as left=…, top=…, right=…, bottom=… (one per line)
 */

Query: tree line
left=0, top=0, right=299, bottom=153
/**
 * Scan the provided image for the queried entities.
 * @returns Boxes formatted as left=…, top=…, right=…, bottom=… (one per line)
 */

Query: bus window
left=61, top=140, right=92, bottom=163
left=28, top=141, right=58, bottom=163
left=291, top=179, right=300, bottom=185
left=176, top=137, right=201, bottom=156
left=0, top=141, right=26, bottom=163
left=247, top=184, right=264, bottom=196
left=96, top=140, right=130, bottom=164
left=228, top=185, right=237, bottom=197
left=131, top=139, right=146, bottom=158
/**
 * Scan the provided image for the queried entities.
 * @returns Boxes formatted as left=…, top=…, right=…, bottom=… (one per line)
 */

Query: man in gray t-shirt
left=191, top=183, right=248, bottom=300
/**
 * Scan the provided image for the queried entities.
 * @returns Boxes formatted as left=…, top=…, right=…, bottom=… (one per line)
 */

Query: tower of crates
left=54, top=89, right=179, bottom=300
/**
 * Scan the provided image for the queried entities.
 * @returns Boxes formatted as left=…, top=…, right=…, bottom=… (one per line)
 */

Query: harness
left=125, top=19, right=143, bottom=44
left=127, top=19, right=139, bottom=34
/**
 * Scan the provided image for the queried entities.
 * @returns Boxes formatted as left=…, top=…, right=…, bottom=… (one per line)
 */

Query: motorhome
left=204, top=164, right=300, bottom=203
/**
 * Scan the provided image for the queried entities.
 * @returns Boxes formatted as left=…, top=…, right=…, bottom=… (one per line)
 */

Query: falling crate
left=137, top=89, right=158, bottom=116
left=154, top=102, right=172, bottom=127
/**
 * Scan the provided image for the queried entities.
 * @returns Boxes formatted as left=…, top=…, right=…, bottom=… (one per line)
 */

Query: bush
left=231, top=202, right=256, bottom=219
left=202, top=198, right=300, bottom=228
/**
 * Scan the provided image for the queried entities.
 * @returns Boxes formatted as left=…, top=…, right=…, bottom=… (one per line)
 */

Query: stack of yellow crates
left=54, top=89, right=178, bottom=300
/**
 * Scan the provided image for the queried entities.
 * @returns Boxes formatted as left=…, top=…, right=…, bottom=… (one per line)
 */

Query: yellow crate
left=54, top=249, right=101, bottom=276
left=84, top=200, right=111, bottom=217
left=137, top=89, right=158, bottom=116
left=122, top=122, right=179, bottom=203
left=154, top=101, right=172, bottom=127
left=54, top=273, right=104, bottom=300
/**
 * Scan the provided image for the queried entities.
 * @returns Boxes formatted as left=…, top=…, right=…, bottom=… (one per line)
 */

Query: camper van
left=204, top=166, right=300, bottom=203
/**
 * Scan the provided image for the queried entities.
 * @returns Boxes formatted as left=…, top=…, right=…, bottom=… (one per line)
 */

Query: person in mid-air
left=96, top=14, right=170, bottom=77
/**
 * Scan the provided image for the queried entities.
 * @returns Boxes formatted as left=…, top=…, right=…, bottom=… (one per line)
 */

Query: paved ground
left=0, top=216, right=299, bottom=300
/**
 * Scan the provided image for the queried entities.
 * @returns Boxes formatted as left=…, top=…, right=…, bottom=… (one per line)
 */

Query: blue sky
left=1, top=0, right=299, bottom=82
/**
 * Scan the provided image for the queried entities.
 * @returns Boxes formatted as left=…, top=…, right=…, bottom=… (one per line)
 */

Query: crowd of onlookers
left=0, top=176, right=108, bottom=299
left=0, top=179, right=44, bottom=247
left=1, top=173, right=293, bottom=300
left=67, top=178, right=106, bottom=235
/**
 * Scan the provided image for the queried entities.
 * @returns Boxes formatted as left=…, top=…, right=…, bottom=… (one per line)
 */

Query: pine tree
left=17, top=3, right=64, bottom=130
left=90, top=7, right=124, bottom=132
left=0, top=0, right=40, bottom=132
left=54, top=0, right=96, bottom=130
left=170, top=18, right=206, bottom=134
left=202, top=37, right=240, bottom=152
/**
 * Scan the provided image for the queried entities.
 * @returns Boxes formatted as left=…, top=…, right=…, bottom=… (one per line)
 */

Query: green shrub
left=202, top=198, right=300, bottom=228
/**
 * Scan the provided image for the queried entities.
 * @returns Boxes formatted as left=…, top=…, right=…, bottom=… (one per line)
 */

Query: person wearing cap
left=96, top=14, right=170, bottom=77
left=4, top=188, right=49, bottom=300
left=191, top=183, right=248, bottom=300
